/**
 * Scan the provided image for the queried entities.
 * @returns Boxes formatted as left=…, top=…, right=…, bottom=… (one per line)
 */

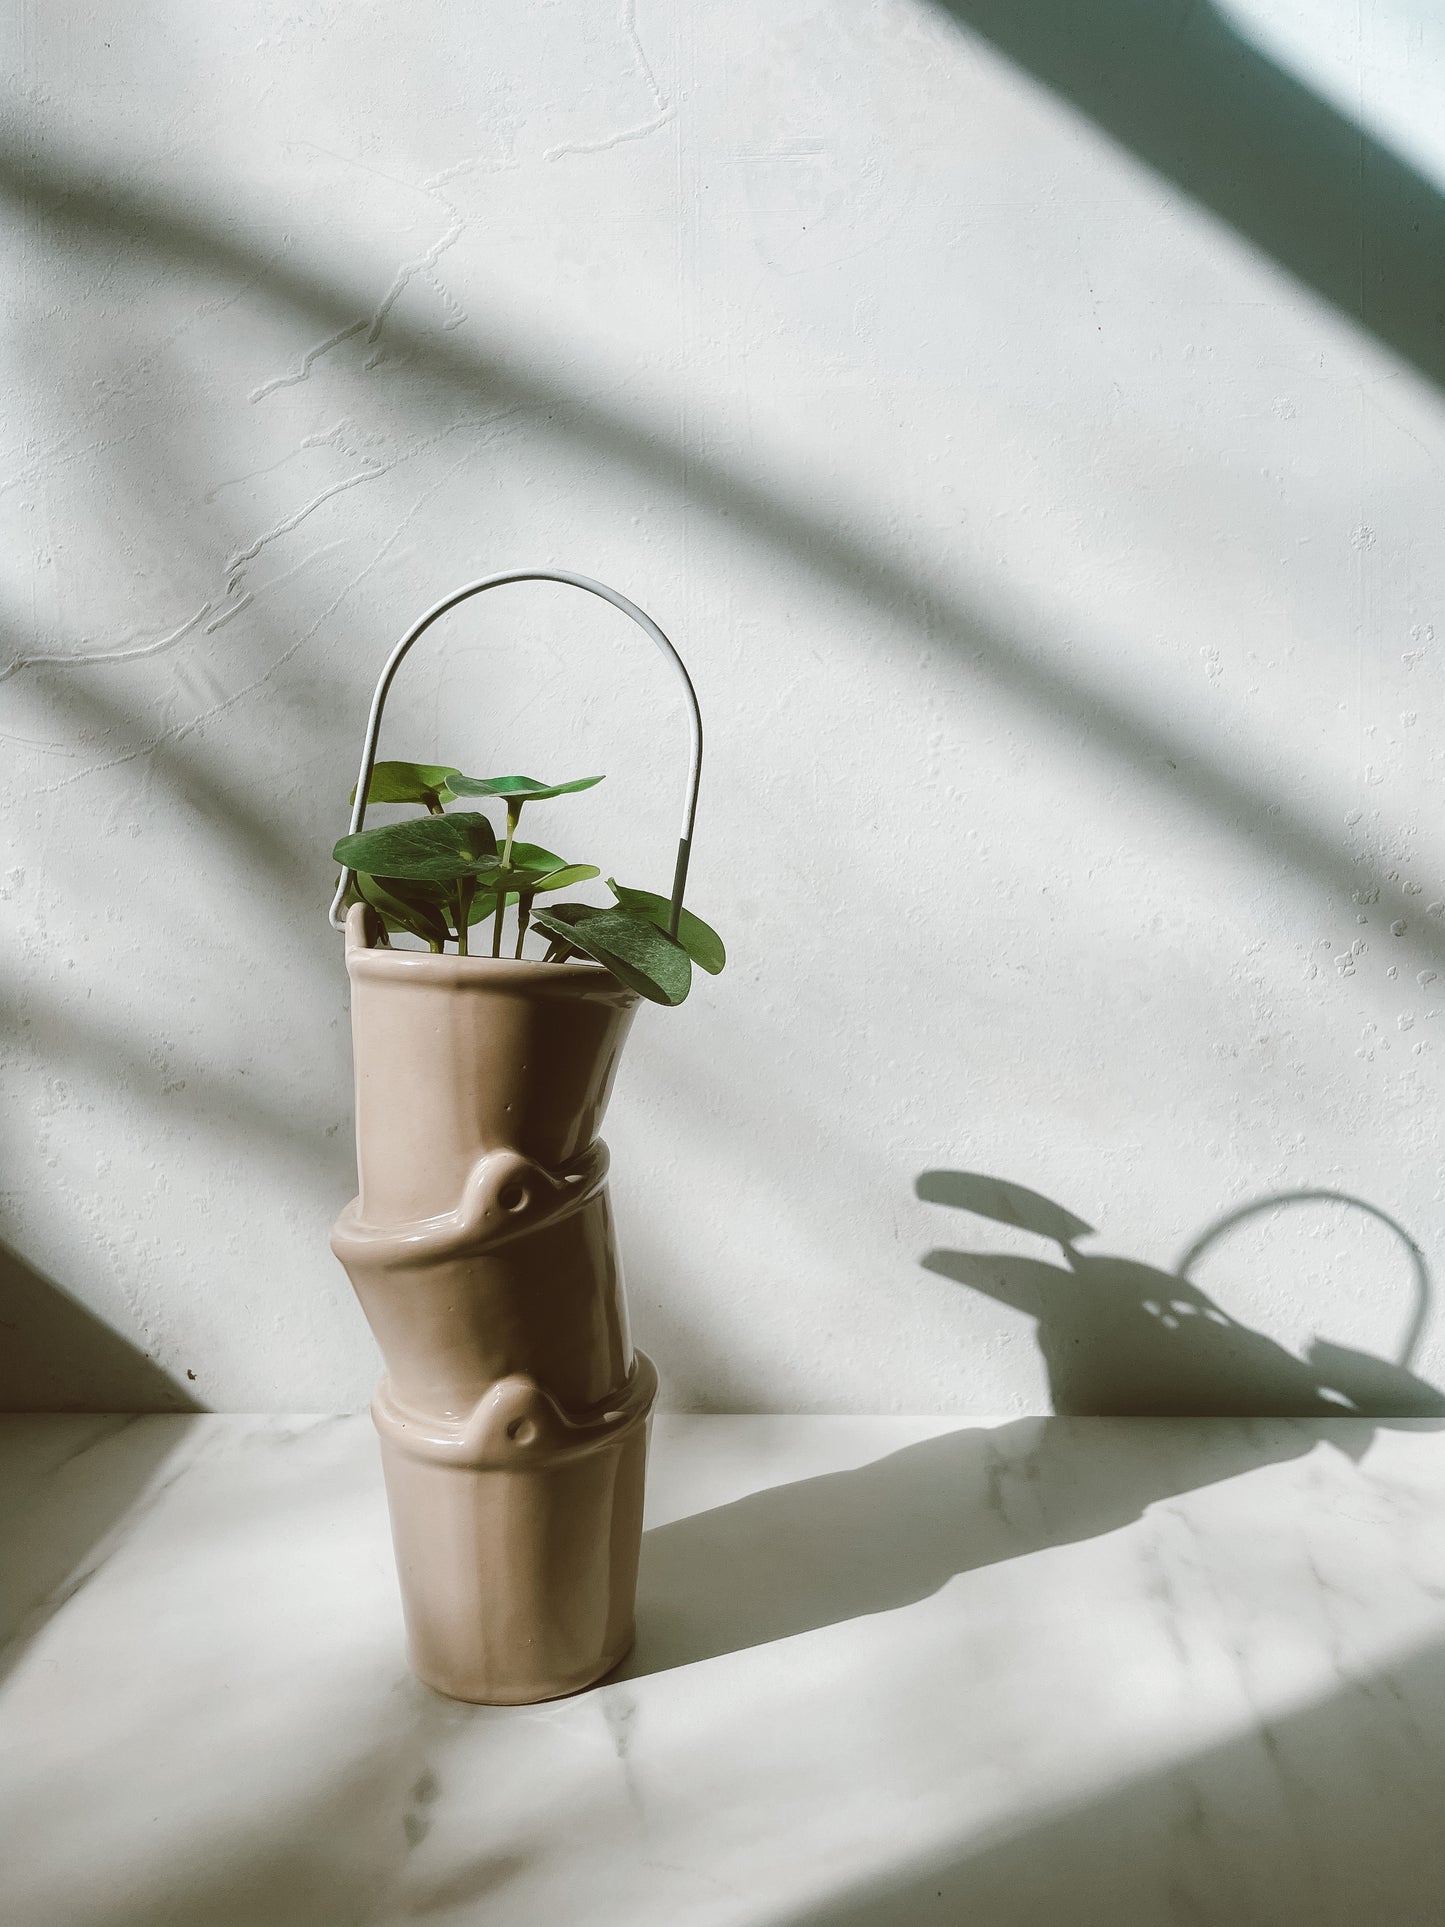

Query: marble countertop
left=2, top=1413, right=1444, bottom=1926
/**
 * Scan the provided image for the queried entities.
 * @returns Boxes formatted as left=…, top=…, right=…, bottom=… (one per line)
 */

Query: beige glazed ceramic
left=331, top=903, right=656, bottom=1704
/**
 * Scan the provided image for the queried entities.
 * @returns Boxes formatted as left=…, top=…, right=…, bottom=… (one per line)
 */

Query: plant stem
left=514, top=893, right=533, bottom=959
left=493, top=800, right=522, bottom=958
left=454, top=879, right=475, bottom=956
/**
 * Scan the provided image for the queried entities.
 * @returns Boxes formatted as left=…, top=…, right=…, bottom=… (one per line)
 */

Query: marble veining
left=2, top=1414, right=1444, bottom=1925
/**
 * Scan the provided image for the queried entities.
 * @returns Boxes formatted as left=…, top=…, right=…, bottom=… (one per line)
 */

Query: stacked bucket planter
left=329, top=571, right=700, bottom=1703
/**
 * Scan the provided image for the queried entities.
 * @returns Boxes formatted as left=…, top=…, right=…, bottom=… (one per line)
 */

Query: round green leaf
left=348, top=761, right=460, bottom=808
left=605, top=879, right=726, bottom=974
left=508, top=841, right=564, bottom=873
left=447, top=773, right=605, bottom=803
left=334, top=812, right=498, bottom=882
left=532, top=904, right=692, bottom=1006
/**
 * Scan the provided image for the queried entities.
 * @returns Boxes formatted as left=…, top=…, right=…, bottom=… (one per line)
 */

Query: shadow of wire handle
left=1177, top=1189, right=1430, bottom=1372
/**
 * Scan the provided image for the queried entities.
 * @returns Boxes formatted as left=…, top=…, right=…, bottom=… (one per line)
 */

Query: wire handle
left=328, top=569, right=703, bottom=940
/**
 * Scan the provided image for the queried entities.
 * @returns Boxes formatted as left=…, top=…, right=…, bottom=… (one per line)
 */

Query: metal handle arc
left=328, top=569, right=702, bottom=940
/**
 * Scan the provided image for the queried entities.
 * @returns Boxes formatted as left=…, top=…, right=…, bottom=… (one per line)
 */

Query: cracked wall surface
left=3, top=0, right=1444, bottom=1412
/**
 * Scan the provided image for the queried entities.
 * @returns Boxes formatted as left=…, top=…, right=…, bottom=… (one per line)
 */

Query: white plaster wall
left=3, top=0, right=1443, bottom=1412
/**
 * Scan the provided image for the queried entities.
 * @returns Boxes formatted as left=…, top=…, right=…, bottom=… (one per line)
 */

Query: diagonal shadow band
left=620, top=1414, right=1401, bottom=1680
left=2, top=136, right=1443, bottom=978
left=936, top=0, right=1445, bottom=394
left=775, top=1631, right=1445, bottom=1926
left=0, top=1238, right=203, bottom=1413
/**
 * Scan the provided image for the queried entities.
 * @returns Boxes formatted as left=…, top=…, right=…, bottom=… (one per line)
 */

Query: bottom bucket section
left=374, top=1355, right=656, bottom=1704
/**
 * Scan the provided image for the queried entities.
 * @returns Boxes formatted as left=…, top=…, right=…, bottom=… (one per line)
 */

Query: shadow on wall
left=5, top=12, right=1444, bottom=1418
left=7, top=105, right=1445, bottom=1006
left=0, top=1237, right=202, bottom=1412
left=624, top=1176, right=1440, bottom=1680
left=918, top=1171, right=1445, bottom=1418
left=935, top=0, right=1445, bottom=392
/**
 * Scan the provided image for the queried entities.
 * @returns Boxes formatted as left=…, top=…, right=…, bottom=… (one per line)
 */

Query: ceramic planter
left=329, top=570, right=702, bottom=1704
left=332, top=908, right=655, bottom=1701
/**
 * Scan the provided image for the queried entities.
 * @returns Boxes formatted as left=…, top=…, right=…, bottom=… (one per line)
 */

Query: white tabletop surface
left=2, top=1412, right=1444, bottom=1926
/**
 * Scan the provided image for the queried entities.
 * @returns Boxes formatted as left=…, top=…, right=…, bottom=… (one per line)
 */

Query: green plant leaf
left=605, top=879, right=726, bottom=974
left=348, top=760, right=460, bottom=809
left=467, top=862, right=598, bottom=928
left=531, top=904, right=692, bottom=1006
left=525, top=863, right=600, bottom=895
left=353, top=872, right=452, bottom=947
left=462, top=882, right=571, bottom=924
left=465, top=885, right=540, bottom=925
left=447, top=773, right=605, bottom=803
left=508, top=842, right=564, bottom=873
left=369, top=872, right=451, bottom=907
left=341, top=872, right=443, bottom=946
left=334, top=812, right=499, bottom=882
